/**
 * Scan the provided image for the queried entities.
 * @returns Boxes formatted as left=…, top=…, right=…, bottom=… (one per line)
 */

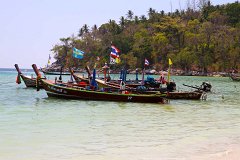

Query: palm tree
left=198, top=0, right=210, bottom=10
left=148, top=7, right=156, bottom=22
left=83, top=24, right=89, bottom=33
left=140, top=15, right=147, bottom=22
left=119, top=16, right=125, bottom=28
left=92, top=24, right=98, bottom=40
left=148, top=8, right=156, bottom=18
left=78, top=28, right=84, bottom=37
left=160, top=10, right=165, bottom=16
left=134, top=16, right=139, bottom=24
left=92, top=24, right=98, bottom=31
left=60, top=37, right=70, bottom=47
left=127, top=10, right=134, bottom=20
left=109, top=20, right=120, bottom=34
left=175, top=9, right=180, bottom=16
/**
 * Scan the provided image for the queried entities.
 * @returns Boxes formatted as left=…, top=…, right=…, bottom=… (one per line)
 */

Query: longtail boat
left=95, top=76, right=205, bottom=100
left=71, top=65, right=205, bottom=100
left=14, top=64, right=43, bottom=88
left=166, top=91, right=205, bottom=100
left=229, top=73, right=240, bottom=81
left=33, top=64, right=168, bottom=104
left=75, top=74, right=205, bottom=100
left=42, top=69, right=72, bottom=75
left=95, top=78, right=138, bottom=89
left=158, top=82, right=205, bottom=100
left=103, top=74, right=204, bottom=100
left=71, top=65, right=151, bottom=89
left=40, top=68, right=71, bottom=75
left=71, top=71, right=141, bottom=89
left=183, top=82, right=212, bottom=92
left=70, top=68, right=89, bottom=84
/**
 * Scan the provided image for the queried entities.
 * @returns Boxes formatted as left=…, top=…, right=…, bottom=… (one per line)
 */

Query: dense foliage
left=51, top=1, right=240, bottom=74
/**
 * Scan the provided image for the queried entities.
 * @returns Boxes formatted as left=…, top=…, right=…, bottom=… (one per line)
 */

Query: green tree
left=127, top=10, right=134, bottom=20
left=152, top=33, right=169, bottom=67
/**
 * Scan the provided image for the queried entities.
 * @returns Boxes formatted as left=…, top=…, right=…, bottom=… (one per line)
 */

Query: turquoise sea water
left=0, top=69, right=240, bottom=160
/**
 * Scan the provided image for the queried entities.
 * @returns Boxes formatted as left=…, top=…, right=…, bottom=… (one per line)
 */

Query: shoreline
left=191, top=146, right=240, bottom=160
left=0, top=67, right=234, bottom=77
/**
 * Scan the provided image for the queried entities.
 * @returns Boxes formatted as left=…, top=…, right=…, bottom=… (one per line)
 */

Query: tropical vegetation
left=51, top=0, right=240, bottom=75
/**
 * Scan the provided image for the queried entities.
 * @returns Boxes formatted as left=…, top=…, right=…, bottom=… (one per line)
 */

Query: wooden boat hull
left=20, top=75, right=37, bottom=87
left=14, top=64, right=43, bottom=88
left=96, top=79, right=203, bottom=100
left=95, top=79, right=135, bottom=90
left=20, top=74, right=44, bottom=88
left=41, top=79, right=168, bottom=104
left=71, top=73, right=89, bottom=83
left=229, top=74, right=240, bottom=81
left=42, top=70, right=71, bottom=75
left=71, top=71, right=141, bottom=88
left=166, top=91, right=203, bottom=100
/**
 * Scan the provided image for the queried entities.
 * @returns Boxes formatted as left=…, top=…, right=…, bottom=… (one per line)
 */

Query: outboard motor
left=144, top=76, right=161, bottom=88
left=201, top=82, right=212, bottom=92
left=106, top=75, right=111, bottom=82
left=167, top=82, right=176, bottom=92
left=136, top=85, right=147, bottom=93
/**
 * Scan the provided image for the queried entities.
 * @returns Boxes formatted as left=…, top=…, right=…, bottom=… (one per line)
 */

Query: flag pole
left=141, top=58, right=146, bottom=85
left=167, top=65, right=171, bottom=83
left=141, top=67, right=145, bottom=85
left=167, top=58, right=172, bottom=83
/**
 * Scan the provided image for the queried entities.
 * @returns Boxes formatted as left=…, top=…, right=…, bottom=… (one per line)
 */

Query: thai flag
left=110, top=45, right=120, bottom=58
left=145, top=58, right=149, bottom=66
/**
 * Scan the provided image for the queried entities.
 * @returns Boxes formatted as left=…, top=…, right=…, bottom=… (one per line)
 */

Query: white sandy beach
left=189, top=145, right=240, bottom=160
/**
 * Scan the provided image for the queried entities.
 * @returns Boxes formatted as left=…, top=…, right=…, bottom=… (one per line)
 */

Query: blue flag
left=73, top=47, right=85, bottom=59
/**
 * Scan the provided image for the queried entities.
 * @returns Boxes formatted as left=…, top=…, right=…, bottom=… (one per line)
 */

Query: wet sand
left=190, top=145, right=240, bottom=160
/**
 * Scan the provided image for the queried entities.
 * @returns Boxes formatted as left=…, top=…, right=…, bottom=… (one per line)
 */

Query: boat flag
left=110, top=45, right=120, bottom=59
left=109, top=45, right=121, bottom=64
left=168, top=58, right=172, bottom=82
left=144, top=58, right=149, bottom=66
left=110, top=56, right=121, bottom=64
left=169, top=58, right=173, bottom=65
left=73, top=47, right=85, bottom=59
left=141, top=68, right=145, bottom=85
left=47, top=54, right=51, bottom=65
left=115, top=57, right=121, bottom=64
left=110, top=56, right=116, bottom=64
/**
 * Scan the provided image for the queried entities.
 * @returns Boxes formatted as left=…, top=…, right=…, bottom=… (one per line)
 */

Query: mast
left=102, top=63, right=109, bottom=83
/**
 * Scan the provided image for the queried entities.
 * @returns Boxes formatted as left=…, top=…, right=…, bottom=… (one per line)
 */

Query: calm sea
left=0, top=68, right=239, bottom=160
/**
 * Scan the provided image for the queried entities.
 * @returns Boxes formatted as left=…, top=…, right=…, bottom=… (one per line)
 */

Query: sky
left=0, top=0, right=236, bottom=68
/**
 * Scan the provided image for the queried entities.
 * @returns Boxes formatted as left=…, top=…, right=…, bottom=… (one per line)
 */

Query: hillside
left=50, top=1, right=240, bottom=75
